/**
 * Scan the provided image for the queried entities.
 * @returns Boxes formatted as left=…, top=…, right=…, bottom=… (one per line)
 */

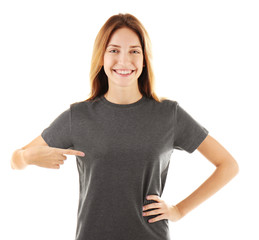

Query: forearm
left=176, top=161, right=239, bottom=218
left=11, top=149, right=27, bottom=170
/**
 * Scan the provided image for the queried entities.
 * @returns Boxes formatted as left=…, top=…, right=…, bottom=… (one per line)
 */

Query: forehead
left=108, top=27, right=141, bottom=46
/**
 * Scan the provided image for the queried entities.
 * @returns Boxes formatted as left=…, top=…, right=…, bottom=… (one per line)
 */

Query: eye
left=132, top=50, right=140, bottom=54
left=109, top=49, right=118, bottom=53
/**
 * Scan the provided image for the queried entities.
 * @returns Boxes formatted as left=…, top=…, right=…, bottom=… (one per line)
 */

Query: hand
left=23, top=146, right=85, bottom=169
left=142, top=195, right=182, bottom=223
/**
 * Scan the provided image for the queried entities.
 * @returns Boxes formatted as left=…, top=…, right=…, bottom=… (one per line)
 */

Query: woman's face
left=103, top=27, right=144, bottom=88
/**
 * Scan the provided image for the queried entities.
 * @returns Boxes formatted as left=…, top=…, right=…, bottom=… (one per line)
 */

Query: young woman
left=11, top=13, right=239, bottom=240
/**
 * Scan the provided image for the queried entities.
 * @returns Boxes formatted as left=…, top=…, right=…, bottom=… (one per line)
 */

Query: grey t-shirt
left=41, top=95, right=209, bottom=240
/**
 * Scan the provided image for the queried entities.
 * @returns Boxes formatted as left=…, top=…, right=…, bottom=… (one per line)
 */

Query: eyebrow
left=107, top=44, right=142, bottom=49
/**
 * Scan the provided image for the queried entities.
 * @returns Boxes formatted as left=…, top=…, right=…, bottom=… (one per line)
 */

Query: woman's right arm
left=11, top=135, right=85, bottom=170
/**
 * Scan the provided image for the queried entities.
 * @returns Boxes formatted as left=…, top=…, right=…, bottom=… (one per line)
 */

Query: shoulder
left=145, top=97, right=179, bottom=118
left=70, top=97, right=101, bottom=110
left=152, top=96, right=179, bottom=110
left=160, top=98, right=178, bottom=106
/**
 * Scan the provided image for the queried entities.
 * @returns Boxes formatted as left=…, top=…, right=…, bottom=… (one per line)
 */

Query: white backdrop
left=1, top=0, right=258, bottom=239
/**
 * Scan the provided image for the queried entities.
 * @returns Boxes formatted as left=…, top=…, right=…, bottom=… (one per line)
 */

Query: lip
left=113, top=69, right=135, bottom=71
left=113, top=69, right=135, bottom=77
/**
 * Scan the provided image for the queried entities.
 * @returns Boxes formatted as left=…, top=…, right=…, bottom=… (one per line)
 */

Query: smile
left=113, top=69, right=134, bottom=77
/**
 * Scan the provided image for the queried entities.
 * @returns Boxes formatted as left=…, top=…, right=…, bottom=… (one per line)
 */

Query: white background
left=1, top=0, right=258, bottom=239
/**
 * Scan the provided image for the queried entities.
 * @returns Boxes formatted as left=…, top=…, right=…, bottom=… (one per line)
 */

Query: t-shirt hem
left=41, top=131, right=55, bottom=148
left=187, top=129, right=209, bottom=153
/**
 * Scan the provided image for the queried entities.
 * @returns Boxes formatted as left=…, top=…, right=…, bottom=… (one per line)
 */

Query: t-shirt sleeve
left=41, top=105, right=74, bottom=149
left=173, top=102, right=209, bottom=153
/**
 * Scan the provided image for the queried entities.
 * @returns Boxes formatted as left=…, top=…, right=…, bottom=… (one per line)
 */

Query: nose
left=118, top=51, right=131, bottom=65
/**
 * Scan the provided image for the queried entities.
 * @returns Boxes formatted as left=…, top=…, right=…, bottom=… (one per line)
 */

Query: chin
left=110, top=78, right=138, bottom=87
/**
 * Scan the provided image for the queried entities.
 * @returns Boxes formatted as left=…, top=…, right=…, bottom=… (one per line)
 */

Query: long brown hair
left=85, top=13, right=165, bottom=102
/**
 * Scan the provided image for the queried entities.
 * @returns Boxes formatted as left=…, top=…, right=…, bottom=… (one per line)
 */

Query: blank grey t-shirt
left=41, top=95, right=209, bottom=240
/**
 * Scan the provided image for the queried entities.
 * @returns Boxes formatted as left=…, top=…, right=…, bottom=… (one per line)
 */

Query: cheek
left=103, top=58, right=110, bottom=72
left=103, top=55, right=115, bottom=68
left=103, top=56, right=109, bottom=75
left=136, top=58, right=144, bottom=69
left=135, top=55, right=144, bottom=64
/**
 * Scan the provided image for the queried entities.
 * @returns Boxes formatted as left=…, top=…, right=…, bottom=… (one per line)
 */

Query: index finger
left=58, top=148, right=85, bottom=157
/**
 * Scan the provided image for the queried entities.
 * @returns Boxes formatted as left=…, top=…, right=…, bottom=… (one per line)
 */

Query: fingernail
left=80, top=152, right=85, bottom=156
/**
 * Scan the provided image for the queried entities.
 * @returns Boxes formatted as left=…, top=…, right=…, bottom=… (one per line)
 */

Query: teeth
left=114, top=70, right=133, bottom=75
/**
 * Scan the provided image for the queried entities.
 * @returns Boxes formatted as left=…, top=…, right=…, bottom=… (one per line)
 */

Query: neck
left=104, top=91, right=143, bottom=105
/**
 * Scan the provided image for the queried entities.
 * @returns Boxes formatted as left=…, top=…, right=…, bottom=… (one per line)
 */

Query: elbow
left=216, top=156, right=239, bottom=182
left=222, top=157, right=239, bottom=179
left=232, top=159, right=239, bottom=177
left=229, top=154, right=239, bottom=177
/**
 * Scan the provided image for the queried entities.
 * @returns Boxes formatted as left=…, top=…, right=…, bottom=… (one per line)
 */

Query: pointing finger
left=56, top=148, right=85, bottom=157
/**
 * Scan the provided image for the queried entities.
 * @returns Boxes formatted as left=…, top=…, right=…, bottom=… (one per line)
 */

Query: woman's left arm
left=175, top=134, right=239, bottom=218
